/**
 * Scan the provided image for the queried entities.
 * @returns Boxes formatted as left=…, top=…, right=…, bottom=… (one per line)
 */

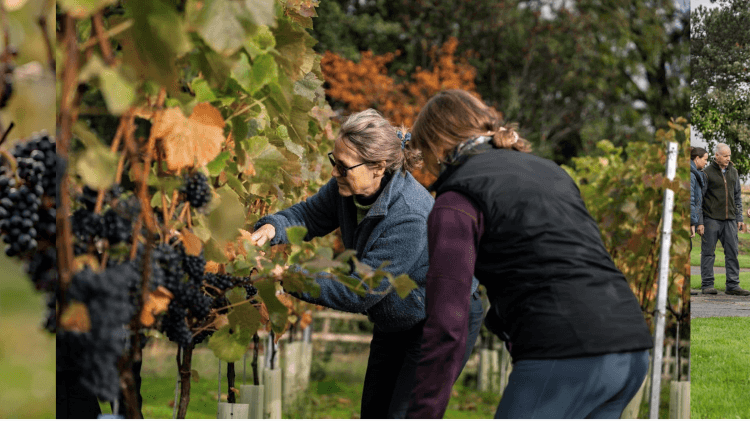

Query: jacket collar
left=362, top=171, right=400, bottom=219
left=430, top=142, right=495, bottom=192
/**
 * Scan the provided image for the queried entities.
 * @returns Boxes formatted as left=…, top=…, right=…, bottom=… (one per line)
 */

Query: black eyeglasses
left=328, top=152, right=366, bottom=177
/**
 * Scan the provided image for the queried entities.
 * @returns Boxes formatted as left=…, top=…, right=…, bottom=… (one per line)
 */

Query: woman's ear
left=374, top=161, right=387, bottom=177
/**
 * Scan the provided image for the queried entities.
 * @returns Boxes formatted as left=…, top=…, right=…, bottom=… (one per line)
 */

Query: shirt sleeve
left=407, top=190, right=484, bottom=419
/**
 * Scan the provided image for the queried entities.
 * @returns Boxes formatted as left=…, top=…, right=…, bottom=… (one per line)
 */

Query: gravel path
left=691, top=266, right=750, bottom=319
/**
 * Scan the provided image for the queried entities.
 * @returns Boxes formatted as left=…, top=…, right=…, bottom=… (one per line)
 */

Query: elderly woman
left=249, top=109, right=483, bottom=418
left=690, top=147, right=708, bottom=238
left=405, top=90, right=654, bottom=419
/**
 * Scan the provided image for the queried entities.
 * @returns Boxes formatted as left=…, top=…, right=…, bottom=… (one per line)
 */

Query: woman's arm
left=690, top=172, right=699, bottom=226
left=407, top=191, right=484, bottom=419
left=253, top=177, right=341, bottom=245
left=290, top=213, right=429, bottom=313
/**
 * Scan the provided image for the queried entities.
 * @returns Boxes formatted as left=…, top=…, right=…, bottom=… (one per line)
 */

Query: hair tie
left=397, top=131, right=411, bottom=149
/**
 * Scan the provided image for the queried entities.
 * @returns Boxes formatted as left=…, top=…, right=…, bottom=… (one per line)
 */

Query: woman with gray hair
left=249, top=109, right=484, bottom=418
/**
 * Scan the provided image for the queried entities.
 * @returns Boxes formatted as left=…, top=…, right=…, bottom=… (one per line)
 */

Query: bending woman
left=249, top=109, right=483, bottom=418
left=405, top=90, right=653, bottom=419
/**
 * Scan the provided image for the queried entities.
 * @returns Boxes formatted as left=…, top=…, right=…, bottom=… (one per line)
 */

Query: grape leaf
left=244, top=25, right=276, bottom=59
left=60, top=301, right=91, bottom=333
left=391, top=274, right=417, bottom=299
left=181, top=229, right=203, bottom=256
left=207, top=151, right=231, bottom=176
left=286, top=226, right=307, bottom=245
left=207, top=187, right=246, bottom=242
left=251, top=54, right=278, bottom=95
left=58, top=0, right=117, bottom=18
left=191, top=78, right=218, bottom=102
left=135, top=103, right=225, bottom=173
left=255, top=279, right=289, bottom=335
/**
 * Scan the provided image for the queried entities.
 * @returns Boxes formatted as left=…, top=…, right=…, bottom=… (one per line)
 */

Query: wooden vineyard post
left=668, top=381, right=690, bottom=419
left=264, top=332, right=282, bottom=419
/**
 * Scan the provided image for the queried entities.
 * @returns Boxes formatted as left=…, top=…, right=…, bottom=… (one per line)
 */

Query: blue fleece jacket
left=254, top=170, right=434, bottom=332
left=691, top=160, right=707, bottom=227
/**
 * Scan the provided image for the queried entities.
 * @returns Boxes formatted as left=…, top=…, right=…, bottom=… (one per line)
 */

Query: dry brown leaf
left=181, top=229, right=203, bottom=256
left=299, top=311, right=313, bottom=330
left=205, top=261, right=221, bottom=273
left=72, top=255, right=100, bottom=272
left=214, top=314, right=230, bottom=331
left=230, top=387, right=240, bottom=396
left=137, top=103, right=226, bottom=173
left=168, top=399, right=175, bottom=408
left=191, top=369, right=201, bottom=382
left=337, top=397, right=352, bottom=405
left=140, top=286, right=174, bottom=327
left=60, top=301, right=91, bottom=333
left=258, top=303, right=270, bottom=326
left=276, top=293, right=294, bottom=314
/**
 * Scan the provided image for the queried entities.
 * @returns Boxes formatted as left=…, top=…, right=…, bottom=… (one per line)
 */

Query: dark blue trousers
left=360, top=291, right=484, bottom=418
left=495, top=350, right=649, bottom=419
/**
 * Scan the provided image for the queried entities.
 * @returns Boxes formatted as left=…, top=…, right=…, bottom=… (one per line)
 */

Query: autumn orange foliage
left=321, top=37, right=478, bottom=186
left=321, top=37, right=478, bottom=128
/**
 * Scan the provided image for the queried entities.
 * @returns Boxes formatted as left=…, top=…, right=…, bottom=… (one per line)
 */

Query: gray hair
left=715, top=143, right=731, bottom=154
left=338, top=109, right=422, bottom=175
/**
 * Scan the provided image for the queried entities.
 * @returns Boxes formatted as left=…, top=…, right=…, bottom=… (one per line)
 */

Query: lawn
left=100, top=340, right=500, bottom=418
left=691, top=317, right=750, bottom=419
left=690, top=272, right=750, bottom=291
left=690, top=231, right=750, bottom=268
left=0, top=254, right=56, bottom=419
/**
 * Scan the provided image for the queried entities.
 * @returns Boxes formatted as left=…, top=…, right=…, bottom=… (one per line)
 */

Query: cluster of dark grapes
left=0, top=133, right=60, bottom=333
left=181, top=172, right=211, bottom=209
left=59, top=264, right=139, bottom=402
left=71, top=194, right=136, bottom=256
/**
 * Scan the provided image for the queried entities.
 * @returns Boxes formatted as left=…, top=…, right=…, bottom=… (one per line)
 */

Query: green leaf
left=124, top=0, right=191, bottom=91
left=72, top=123, right=119, bottom=190
left=208, top=187, right=247, bottom=242
left=391, top=274, right=418, bottom=299
left=192, top=226, right=212, bottom=243
left=251, top=54, right=278, bottom=95
left=286, top=226, right=307, bottom=245
left=58, top=0, right=117, bottom=18
left=99, top=68, right=136, bottom=115
left=231, top=54, right=254, bottom=93
left=208, top=296, right=259, bottom=362
left=244, top=25, right=276, bottom=59
left=186, top=0, right=275, bottom=56
left=335, top=250, right=357, bottom=263
left=255, top=279, right=288, bottom=334
left=204, top=238, right=228, bottom=263
left=192, top=78, right=218, bottom=102
left=151, top=191, right=163, bottom=208
left=206, top=151, right=231, bottom=176
left=226, top=172, right=248, bottom=197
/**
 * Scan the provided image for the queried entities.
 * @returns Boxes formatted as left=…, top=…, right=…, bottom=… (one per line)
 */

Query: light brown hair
left=411, top=90, right=530, bottom=172
left=339, top=109, right=422, bottom=175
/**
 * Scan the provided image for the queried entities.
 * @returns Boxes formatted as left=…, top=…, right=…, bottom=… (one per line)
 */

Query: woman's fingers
left=250, top=224, right=275, bottom=246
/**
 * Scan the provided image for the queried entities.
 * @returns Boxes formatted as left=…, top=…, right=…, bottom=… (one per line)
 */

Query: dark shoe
left=725, top=288, right=750, bottom=296
left=702, top=287, right=718, bottom=295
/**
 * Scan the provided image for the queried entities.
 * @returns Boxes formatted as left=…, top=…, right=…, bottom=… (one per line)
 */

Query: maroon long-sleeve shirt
left=407, top=190, right=484, bottom=418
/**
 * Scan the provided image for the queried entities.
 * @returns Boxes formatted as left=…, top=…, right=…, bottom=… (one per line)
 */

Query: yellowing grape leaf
left=137, top=103, right=225, bottom=172
left=205, top=261, right=222, bottom=273
left=140, top=286, right=174, bottom=327
left=298, top=311, right=313, bottom=330
left=60, top=301, right=91, bottom=333
left=181, top=229, right=203, bottom=256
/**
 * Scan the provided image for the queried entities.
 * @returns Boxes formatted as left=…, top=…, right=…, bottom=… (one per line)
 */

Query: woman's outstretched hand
left=250, top=224, right=276, bottom=247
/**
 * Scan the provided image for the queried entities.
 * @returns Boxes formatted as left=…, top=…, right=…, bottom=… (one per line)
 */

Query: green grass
left=690, top=272, right=750, bottom=291
left=690, top=232, right=750, bottom=268
left=102, top=341, right=500, bottom=418
left=691, top=317, right=750, bottom=419
left=0, top=254, right=56, bottom=419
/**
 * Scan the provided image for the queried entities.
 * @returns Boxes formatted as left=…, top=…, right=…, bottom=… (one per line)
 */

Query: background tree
left=691, top=0, right=750, bottom=177
left=310, top=0, right=689, bottom=164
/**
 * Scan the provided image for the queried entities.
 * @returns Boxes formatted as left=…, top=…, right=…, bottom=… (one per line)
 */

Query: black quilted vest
left=432, top=146, right=653, bottom=361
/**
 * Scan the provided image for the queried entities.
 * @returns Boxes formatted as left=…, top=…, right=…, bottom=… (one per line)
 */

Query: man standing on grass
left=701, top=143, right=749, bottom=296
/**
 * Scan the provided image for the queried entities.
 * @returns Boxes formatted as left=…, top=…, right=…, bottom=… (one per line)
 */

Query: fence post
left=648, top=141, right=678, bottom=419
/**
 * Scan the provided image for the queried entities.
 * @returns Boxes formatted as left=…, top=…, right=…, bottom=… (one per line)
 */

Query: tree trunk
left=177, top=346, right=193, bottom=419
left=227, top=363, right=236, bottom=403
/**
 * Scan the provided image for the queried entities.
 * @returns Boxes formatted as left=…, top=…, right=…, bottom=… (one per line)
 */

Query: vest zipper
left=723, top=172, right=728, bottom=219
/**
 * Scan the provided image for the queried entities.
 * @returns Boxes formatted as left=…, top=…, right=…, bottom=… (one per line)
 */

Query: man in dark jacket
left=701, top=143, right=749, bottom=295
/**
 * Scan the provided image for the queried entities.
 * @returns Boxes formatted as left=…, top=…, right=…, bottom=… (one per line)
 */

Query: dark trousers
left=495, top=350, right=649, bottom=419
left=701, top=217, right=740, bottom=289
left=360, top=291, right=484, bottom=418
